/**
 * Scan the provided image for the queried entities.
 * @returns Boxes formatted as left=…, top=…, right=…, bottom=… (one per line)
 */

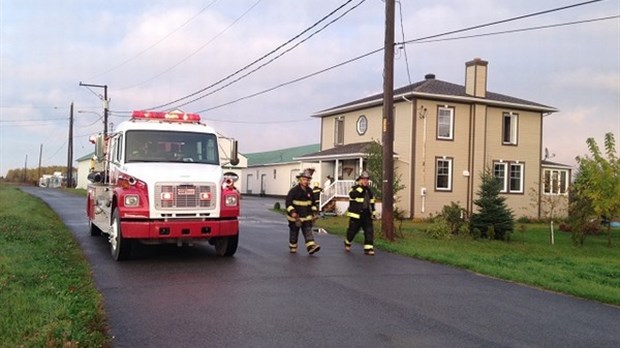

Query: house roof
left=244, top=144, right=320, bottom=166
left=295, top=141, right=397, bottom=161
left=312, top=76, right=558, bottom=117
left=541, top=160, right=573, bottom=169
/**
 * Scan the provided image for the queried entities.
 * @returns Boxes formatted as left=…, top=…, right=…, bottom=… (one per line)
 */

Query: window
left=125, top=130, right=219, bottom=164
left=543, top=169, right=569, bottom=195
left=494, top=162, right=507, bottom=192
left=335, top=117, right=344, bottom=146
left=435, top=157, right=452, bottom=191
left=502, top=112, right=518, bottom=145
left=494, top=161, right=524, bottom=193
left=356, top=115, right=368, bottom=135
left=437, top=106, right=454, bottom=140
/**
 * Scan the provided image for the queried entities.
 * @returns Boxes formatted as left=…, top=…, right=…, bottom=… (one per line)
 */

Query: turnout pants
left=346, top=210, right=374, bottom=246
left=289, top=220, right=315, bottom=245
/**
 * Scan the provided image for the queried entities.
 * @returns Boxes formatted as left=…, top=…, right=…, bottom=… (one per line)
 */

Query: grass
left=0, top=184, right=109, bottom=347
left=316, top=215, right=620, bottom=306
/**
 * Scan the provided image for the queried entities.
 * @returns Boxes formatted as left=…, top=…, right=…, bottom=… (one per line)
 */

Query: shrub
left=439, top=201, right=467, bottom=235
left=273, top=202, right=281, bottom=210
left=423, top=219, right=452, bottom=239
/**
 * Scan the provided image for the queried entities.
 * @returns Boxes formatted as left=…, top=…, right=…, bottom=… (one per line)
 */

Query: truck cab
left=87, top=110, right=240, bottom=261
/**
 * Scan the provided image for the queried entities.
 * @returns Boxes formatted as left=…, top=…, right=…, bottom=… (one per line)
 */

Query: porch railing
left=319, top=180, right=355, bottom=211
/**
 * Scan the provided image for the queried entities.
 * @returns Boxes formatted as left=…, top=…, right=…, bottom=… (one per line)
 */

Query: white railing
left=319, top=180, right=355, bottom=210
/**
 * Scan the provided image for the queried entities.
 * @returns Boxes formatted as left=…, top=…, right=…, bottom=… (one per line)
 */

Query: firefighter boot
left=289, top=243, right=297, bottom=254
left=306, top=241, right=320, bottom=255
left=363, top=244, right=375, bottom=256
left=344, top=240, right=352, bottom=252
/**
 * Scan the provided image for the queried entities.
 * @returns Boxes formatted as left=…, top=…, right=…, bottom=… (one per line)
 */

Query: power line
left=411, top=15, right=619, bottom=44
left=148, top=0, right=364, bottom=110
left=396, top=0, right=412, bottom=86
left=86, top=0, right=220, bottom=80
left=401, top=0, right=606, bottom=46
left=198, top=6, right=614, bottom=113
left=171, top=0, right=368, bottom=110
left=118, top=0, right=262, bottom=91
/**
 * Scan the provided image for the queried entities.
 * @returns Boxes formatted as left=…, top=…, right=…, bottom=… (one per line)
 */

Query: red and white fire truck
left=86, top=110, right=240, bottom=261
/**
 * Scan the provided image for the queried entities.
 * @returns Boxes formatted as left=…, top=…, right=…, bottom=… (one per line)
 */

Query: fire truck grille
left=155, top=183, right=216, bottom=209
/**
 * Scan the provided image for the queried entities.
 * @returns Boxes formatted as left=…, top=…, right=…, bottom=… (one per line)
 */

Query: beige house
left=298, top=58, right=571, bottom=219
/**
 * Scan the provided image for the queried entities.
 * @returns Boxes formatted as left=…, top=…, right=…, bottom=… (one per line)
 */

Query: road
left=20, top=187, right=620, bottom=348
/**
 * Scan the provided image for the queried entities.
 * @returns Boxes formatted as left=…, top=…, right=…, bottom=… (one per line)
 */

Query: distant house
left=241, top=144, right=320, bottom=196
left=76, top=152, right=94, bottom=189
left=294, top=58, right=571, bottom=219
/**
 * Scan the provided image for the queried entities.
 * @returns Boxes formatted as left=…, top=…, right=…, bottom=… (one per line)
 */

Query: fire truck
left=86, top=110, right=240, bottom=261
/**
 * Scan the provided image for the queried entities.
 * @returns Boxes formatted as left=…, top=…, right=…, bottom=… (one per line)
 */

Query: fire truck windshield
left=125, top=130, right=219, bottom=164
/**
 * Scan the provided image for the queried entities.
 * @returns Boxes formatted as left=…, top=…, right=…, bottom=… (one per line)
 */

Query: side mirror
left=229, top=140, right=239, bottom=166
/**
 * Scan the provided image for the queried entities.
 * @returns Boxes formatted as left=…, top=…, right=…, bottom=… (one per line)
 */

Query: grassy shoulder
left=0, top=184, right=109, bottom=347
left=315, top=215, right=620, bottom=306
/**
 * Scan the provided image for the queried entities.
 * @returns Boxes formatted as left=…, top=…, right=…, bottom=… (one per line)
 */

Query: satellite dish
left=544, top=147, right=555, bottom=160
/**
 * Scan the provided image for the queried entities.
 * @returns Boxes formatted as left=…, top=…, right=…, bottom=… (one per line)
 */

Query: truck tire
left=214, top=235, right=238, bottom=257
left=110, top=208, right=132, bottom=261
left=89, top=220, right=101, bottom=236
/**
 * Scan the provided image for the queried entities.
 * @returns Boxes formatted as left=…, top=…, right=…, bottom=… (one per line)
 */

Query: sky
left=1, top=0, right=619, bottom=177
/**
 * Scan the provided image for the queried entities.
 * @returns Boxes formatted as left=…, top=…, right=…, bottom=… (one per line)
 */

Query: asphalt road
left=20, top=187, right=620, bottom=348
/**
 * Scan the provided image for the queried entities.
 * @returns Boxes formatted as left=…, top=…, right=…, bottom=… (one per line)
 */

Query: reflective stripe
left=344, top=239, right=352, bottom=246
left=292, top=200, right=313, bottom=206
left=353, top=197, right=365, bottom=203
left=370, top=198, right=376, bottom=203
left=305, top=241, right=316, bottom=247
left=289, top=243, right=297, bottom=248
left=363, top=244, right=374, bottom=250
left=287, top=215, right=314, bottom=222
left=355, top=187, right=363, bottom=193
left=346, top=211, right=360, bottom=219
left=311, top=206, right=318, bottom=211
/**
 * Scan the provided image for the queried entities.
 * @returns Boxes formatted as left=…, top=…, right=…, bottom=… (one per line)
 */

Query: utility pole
left=79, top=82, right=109, bottom=135
left=23, top=154, right=28, bottom=183
left=381, top=0, right=395, bottom=241
left=37, top=144, right=43, bottom=185
left=67, top=102, right=74, bottom=188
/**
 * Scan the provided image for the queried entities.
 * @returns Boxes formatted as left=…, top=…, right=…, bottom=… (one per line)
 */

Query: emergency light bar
left=132, top=110, right=201, bottom=122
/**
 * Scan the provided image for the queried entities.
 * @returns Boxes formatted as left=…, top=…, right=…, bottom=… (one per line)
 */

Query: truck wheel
left=89, top=220, right=101, bottom=236
left=214, top=235, right=238, bottom=257
left=110, top=209, right=132, bottom=261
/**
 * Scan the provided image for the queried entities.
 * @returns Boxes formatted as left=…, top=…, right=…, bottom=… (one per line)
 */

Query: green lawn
left=0, top=185, right=109, bottom=347
left=316, top=215, right=620, bottom=306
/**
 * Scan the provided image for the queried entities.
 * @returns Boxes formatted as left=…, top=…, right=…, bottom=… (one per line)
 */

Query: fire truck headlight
left=224, top=194, right=238, bottom=207
left=124, top=195, right=140, bottom=207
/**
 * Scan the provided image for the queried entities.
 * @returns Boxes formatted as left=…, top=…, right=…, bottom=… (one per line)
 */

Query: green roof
left=244, top=144, right=320, bottom=166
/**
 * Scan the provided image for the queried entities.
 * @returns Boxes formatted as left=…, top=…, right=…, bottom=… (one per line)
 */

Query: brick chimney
left=465, top=58, right=488, bottom=98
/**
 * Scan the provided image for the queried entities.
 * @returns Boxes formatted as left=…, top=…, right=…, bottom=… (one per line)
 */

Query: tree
left=365, top=140, right=406, bottom=238
left=573, top=132, right=620, bottom=247
left=365, top=140, right=405, bottom=202
left=470, top=168, right=514, bottom=240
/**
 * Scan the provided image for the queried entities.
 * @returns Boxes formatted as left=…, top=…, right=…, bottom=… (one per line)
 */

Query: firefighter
left=285, top=169, right=320, bottom=254
left=311, top=182, right=322, bottom=211
left=344, top=171, right=377, bottom=255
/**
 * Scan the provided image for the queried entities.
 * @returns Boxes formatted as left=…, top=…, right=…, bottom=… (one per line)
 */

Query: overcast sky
left=1, top=0, right=618, bottom=177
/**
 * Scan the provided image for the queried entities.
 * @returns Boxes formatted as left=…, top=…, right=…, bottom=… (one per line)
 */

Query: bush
left=273, top=202, right=281, bottom=210
left=517, top=216, right=531, bottom=224
left=439, top=202, right=467, bottom=235
left=423, top=219, right=452, bottom=239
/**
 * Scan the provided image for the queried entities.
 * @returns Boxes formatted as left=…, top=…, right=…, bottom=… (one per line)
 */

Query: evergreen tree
left=470, top=168, right=514, bottom=240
